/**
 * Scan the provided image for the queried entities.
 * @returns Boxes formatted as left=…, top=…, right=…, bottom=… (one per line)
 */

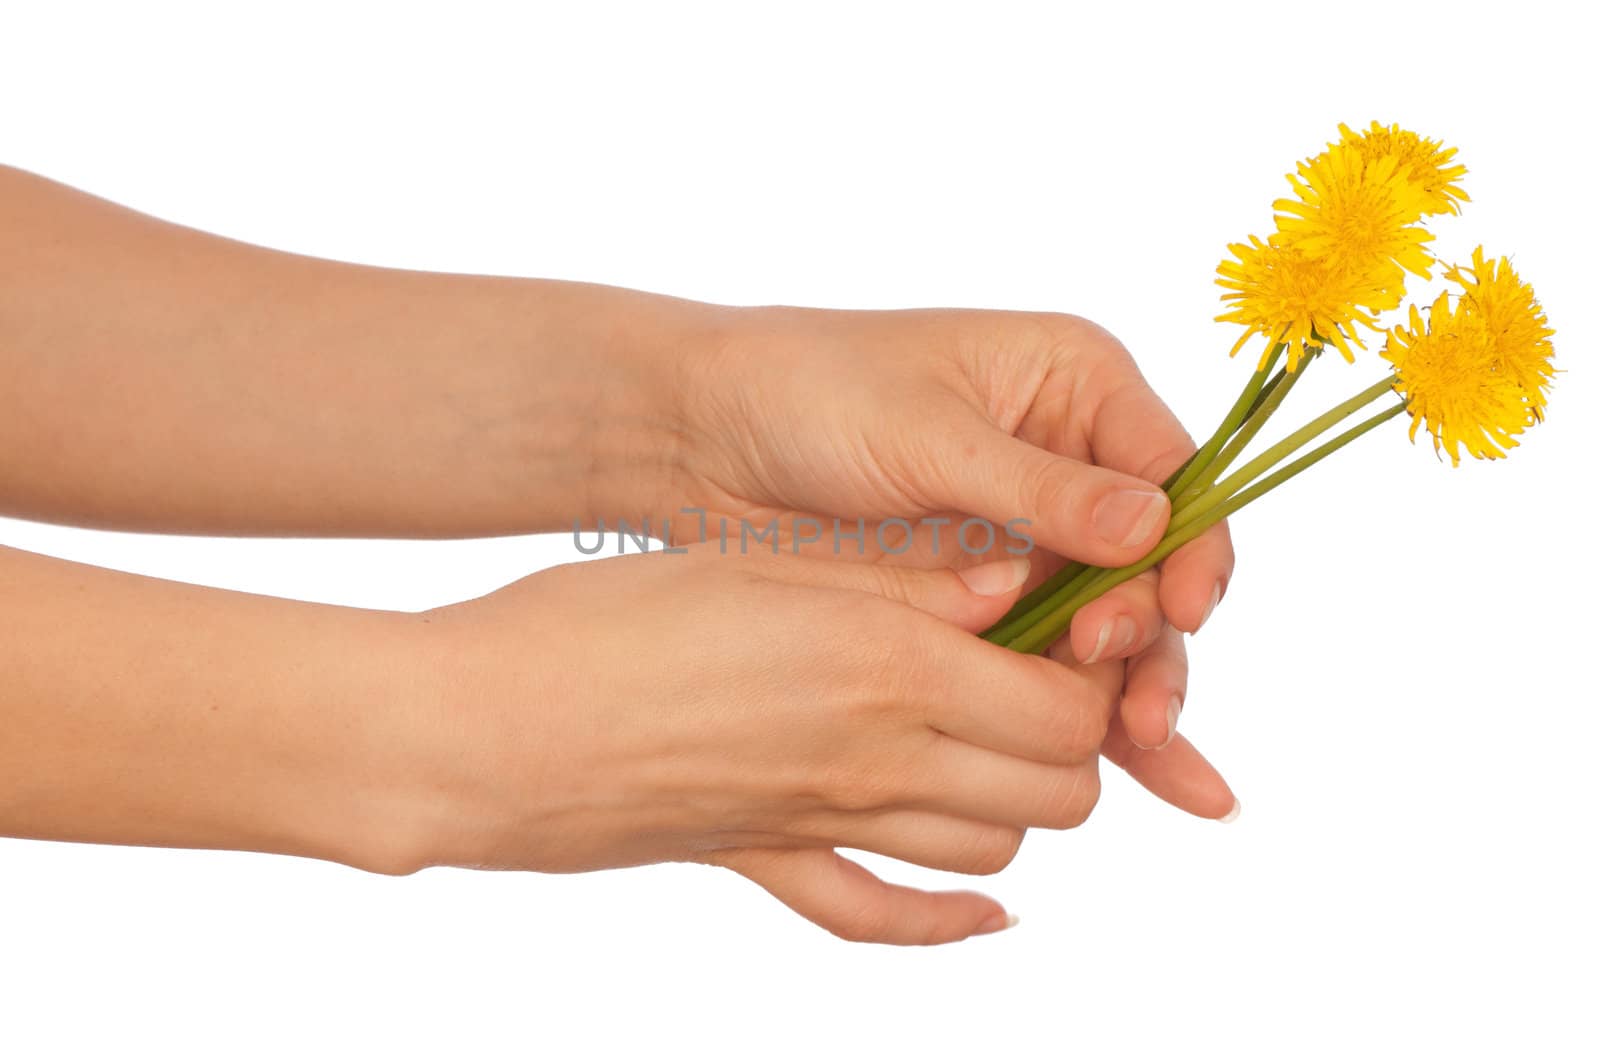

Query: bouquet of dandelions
left=983, top=122, right=1557, bottom=654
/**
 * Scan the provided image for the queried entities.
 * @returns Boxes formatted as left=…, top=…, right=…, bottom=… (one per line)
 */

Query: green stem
left=1004, top=399, right=1407, bottom=656
left=982, top=347, right=1283, bottom=645
left=1175, top=360, right=1307, bottom=506
left=1165, top=344, right=1284, bottom=501
left=1170, top=375, right=1397, bottom=533
left=1238, top=365, right=1289, bottom=423
left=983, top=563, right=1099, bottom=645
left=981, top=452, right=1196, bottom=646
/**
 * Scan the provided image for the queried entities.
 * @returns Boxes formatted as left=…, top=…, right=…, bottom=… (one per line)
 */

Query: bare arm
left=0, top=168, right=1237, bottom=946
left=0, top=164, right=695, bottom=536
left=0, top=535, right=1161, bottom=944
left=0, top=543, right=435, bottom=871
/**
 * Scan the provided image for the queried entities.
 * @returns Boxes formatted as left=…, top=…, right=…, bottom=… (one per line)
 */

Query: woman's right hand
left=397, top=546, right=1230, bottom=945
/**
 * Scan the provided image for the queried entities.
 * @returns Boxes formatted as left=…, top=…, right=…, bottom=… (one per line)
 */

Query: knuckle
left=826, top=604, right=926, bottom=694
left=1021, top=459, right=1081, bottom=526
left=1045, top=312, right=1133, bottom=366
left=1024, top=659, right=1112, bottom=762
left=816, top=755, right=898, bottom=814
left=1037, top=765, right=1102, bottom=830
left=950, top=826, right=1025, bottom=876
left=867, top=619, right=946, bottom=701
left=1026, top=310, right=1109, bottom=349
left=1046, top=706, right=1105, bottom=763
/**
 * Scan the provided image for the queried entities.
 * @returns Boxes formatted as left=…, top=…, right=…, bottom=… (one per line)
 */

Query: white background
left=3, top=2, right=1596, bottom=1059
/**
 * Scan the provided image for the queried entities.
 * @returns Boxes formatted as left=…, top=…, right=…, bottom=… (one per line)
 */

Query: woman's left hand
left=655, top=305, right=1239, bottom=815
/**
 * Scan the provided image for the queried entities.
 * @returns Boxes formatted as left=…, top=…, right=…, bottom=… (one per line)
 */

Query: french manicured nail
left=974, top=912, right=1020, bottom=935
left=1219, top=799, right=1242, bottom=824
left=1083, top=615, right=1137, bottom=664
left=1163, top=694, right=1182, bottom=747
left=958, top=558, right=1030, bottom=596
left=1094, top=488, right=1168, bottom=550
left=1197, top=581, right=1224, bottom=631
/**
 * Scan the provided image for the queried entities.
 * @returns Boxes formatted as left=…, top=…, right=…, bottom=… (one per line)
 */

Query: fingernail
left=1093, top=489, right=1168, bottom=550
left=974, top=912, right=1020, bottom=935
left=1219, top=799, right=1242, bottom=824
left=957, top=558, right=1030, bottom=596
left=1197, top=581, right=1224, bottom=631
left=1163, top=694, right=1182, bottom=747
left=1083, top=615, right=1138, bottom=664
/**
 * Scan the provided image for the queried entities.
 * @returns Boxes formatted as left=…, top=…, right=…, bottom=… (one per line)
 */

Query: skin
left=0, top=165, right=1237, bottom=945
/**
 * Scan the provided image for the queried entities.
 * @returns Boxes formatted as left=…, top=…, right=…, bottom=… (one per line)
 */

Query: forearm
left=0, top=165, right=700, bottom=536
left=0, top=543, right=443, bottom=872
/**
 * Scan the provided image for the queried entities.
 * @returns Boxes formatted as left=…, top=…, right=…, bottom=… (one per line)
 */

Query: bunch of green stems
left=981, top=342, right=1408, bottom=655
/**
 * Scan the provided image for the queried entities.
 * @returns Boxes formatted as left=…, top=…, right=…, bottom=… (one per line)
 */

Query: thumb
left=937, top=423, right=1171, bottom=568
left=783, top=556, right=1030, bottom=634
left=710, top=847, right=1015, bottom=946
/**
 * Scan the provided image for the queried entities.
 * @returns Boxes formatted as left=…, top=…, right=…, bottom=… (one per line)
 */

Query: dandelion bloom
left=1337, top=121, right=1469, bottom=217
left=1272, top=143, right=1434, bottom=292
left=1443, top=246, right=1556, bottom=416
left=1215, top=236, right=1396, bottom=371
left=1382, top=251, right=1554, bottom=464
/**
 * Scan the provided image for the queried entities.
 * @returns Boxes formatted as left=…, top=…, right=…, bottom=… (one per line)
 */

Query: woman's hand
left=402, top=546, right=1233, bottom=945
left=0, top=167, right=1228, bottom=698
left=663, top=306, right=1236, bottom=751
left=0, top=535, right=1231, bottom=948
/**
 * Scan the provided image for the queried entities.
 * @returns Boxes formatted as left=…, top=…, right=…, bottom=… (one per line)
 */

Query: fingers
left=805, top=808, right=1025, bottom=876
left=1120, top=622, right=1190, bottom=750
left=1081, top=353, right=1237, bottom=633
left=907, top=734, right=1104, bottom=829
left=806, top=636, right=1112, bottom=824
left=709, top=847, right=1015, bottom=946
left=932, top=420, right=1171, bottom=569
left=1048, top=617, right=1179, bottom=750
left=1102, top=715, right=1239, bottom=821
left=1065, top=570, right=1164, bottom=665
left=1078, top=337, right=1198, bottom=491
left=764, top=552, right=1122, bottom=773
left=1158, top=525, right=1234, bottom=634
left=910, top=635, right=1122, bottom=766
left=764, top=554, right=1031, bottom=634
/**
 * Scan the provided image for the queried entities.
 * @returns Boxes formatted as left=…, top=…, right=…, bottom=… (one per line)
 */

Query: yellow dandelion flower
left=1337, top=121, right=1469, bottom=216
left=1382, top=257, right=1554, bottom=465
left=1272, top=143, right=1435, bottom=290
left=1443, top=246, right=1556, bottom=416
left=1216, top=235, right=1396, bottom=371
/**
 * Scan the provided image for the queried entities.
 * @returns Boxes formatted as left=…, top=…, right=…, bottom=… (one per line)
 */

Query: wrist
left=542, top=283, right=729, bottom=530
left=278, top=609, right=466, bottom=877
